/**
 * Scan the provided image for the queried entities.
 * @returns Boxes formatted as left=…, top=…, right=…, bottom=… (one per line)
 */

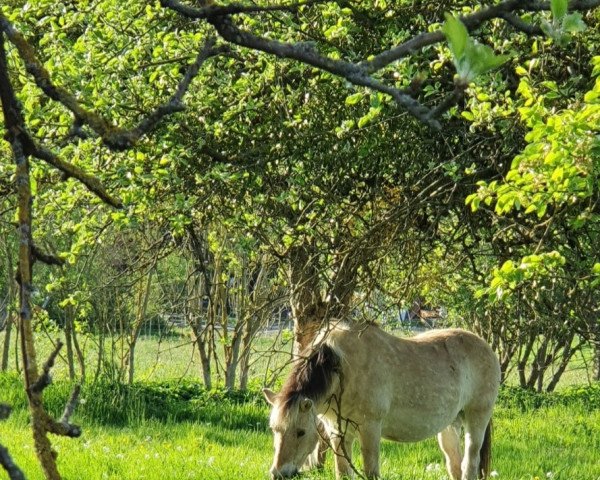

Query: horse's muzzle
left=270, top=465, right=299, bottom=479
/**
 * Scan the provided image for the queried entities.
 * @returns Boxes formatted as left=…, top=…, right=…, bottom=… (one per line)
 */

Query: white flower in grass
left=490, top=471, right=499, bottom=478
left=207, top=456, right=215, bottom=466
left=102, top=446, right=110, bottom=453
left=426, top=463, right=441, bottom=472
left=79, top=398, right=87, bottom=405
left=546, top=472, right=555, bottom=479
left=116, top=453, right=124, bottom=460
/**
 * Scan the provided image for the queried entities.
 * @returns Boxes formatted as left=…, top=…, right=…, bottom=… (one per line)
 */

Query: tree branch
left=0, top=14, right=222, bottom=150
left=30, top=340, right=63, bottom=394
left=31, top=244, right=66, bottom=267
left=0, top=404, right=26, bottom=480
left=160, top=0, right=324, bottom=18
left=207, top=15, right=441, bottom=129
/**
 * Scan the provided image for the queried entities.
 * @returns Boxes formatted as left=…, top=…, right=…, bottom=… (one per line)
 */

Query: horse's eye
left=297, top=430, right=305, bottom=438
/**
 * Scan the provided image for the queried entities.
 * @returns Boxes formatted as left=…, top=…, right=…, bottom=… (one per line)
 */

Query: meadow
left=1, top=332, right=599, bottom=480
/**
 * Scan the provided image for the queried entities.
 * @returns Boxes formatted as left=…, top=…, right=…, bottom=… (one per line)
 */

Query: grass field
left=1, top=371, right=599, bottom=480
left=1, top=402, right=599, bottom=480
left=1, top=331, right=599, bottom=480
left=0, top=330, right=595, bottom=390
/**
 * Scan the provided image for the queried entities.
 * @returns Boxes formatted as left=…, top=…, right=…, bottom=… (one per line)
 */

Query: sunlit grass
left=1, top=402, right=599, bottom=480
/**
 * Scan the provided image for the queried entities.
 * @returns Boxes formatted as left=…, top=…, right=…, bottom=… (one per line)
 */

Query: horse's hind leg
left=461, top=410, right=492, bottom=480
left=437, top=420, right=462, bottom=480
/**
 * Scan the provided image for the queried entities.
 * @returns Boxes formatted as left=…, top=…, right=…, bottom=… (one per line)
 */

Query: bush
left=0, top=373, right=268, bottom=429
left=498, top=383, right=600, bottom=410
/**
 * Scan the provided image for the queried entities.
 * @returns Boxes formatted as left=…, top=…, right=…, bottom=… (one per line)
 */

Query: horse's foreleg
left=357, top=421, right=381, bottom=479
left=330, top=432, right=355, bottom=479
left=437, top=422, right=462, bottom=480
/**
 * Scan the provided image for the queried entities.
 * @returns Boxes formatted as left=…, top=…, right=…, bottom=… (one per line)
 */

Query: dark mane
left=280, top=343, right=341, bottom=411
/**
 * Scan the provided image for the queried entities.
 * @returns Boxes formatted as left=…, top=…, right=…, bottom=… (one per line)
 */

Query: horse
left=263, top=322, right=501, bottom=480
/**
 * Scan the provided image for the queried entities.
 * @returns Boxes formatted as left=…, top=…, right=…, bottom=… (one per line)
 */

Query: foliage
left=498, top=383, right=600, bottom=411
left=443, top=14, right=509, bottom=84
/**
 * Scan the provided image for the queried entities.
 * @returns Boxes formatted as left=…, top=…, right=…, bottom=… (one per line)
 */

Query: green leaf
left=551, top=0, right=568, bottom=20
left=345, top=92, right=363, bottom=105
left=562, top=13, right=586, bottom=34
left=461, top=110, right=474, bottom=121
left=442, top=13, right=468, bottom=60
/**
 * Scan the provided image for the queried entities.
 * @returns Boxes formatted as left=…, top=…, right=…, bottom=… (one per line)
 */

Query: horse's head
left=263, top=388, right=320, bottom=479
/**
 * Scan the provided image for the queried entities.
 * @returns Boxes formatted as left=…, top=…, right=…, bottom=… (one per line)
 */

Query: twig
left=29, top=340, right=64, bottom=394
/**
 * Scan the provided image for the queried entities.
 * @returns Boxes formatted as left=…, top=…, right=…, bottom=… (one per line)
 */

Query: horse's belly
left=380, top=405, right=459, bottom=442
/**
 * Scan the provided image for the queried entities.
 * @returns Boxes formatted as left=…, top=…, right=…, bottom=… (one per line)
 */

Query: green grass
left=0, top=330, right=294, bottom=388
left=1, top=377, right=599, bottom=480
left=1, top=406, right=599, bottom=480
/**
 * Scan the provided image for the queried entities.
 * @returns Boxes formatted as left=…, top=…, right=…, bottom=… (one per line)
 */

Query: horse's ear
left=263, top=388, right=277, bottom=406
left=300, top=398, right=313, bottom=412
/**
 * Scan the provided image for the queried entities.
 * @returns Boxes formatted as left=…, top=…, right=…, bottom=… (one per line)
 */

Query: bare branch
left=60, top=384, right=81, bottom=426
left=0, top=404, right=26, bottom=480
left=362, top=0, right=600, bottom=73
left=46, top=384, right=82, bottom=438
left=499, top=12, right=544, bottom=35
left=30, top=340, right=63, bottom=394
left=31, top=244, right=66, bottom=267
left=33, top=143, right=123, bottom=208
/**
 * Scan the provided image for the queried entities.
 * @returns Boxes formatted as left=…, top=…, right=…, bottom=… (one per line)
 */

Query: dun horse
left=264, top=322, right=500, bottom=480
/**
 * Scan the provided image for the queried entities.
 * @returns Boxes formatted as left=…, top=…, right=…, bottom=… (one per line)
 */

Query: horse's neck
left=314, top=371, right=341, bottom=414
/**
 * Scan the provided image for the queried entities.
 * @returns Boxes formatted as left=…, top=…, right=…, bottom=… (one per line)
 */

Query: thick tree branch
left=32, top=142, right=124, bottom=208
left=499, top=12, right=544, bottom=35
left=207, top=15, right=441, bottom=129
left=160, top=0, right=324, bottom=18
left=161, top=0, right=600, bottom=128
left=362, top=0, right=600, bottom=73
left=31, top=244, right=65, bottom=267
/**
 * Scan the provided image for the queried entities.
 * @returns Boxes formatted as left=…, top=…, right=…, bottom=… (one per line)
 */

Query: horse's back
left=412, top=328, right=500, bottom=408
left=322, top=324, right=500, bottom=441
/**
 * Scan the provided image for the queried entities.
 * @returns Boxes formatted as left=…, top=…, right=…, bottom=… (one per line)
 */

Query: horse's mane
left=279, top=342, right=341, bottom=412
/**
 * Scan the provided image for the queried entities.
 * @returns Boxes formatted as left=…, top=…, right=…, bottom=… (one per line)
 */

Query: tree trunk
left=198, top=332, right=212, bottom=389
left=546, top=334, right=578, bottom=392
left=1, top=314, right=12, bottom=371
left=127, top=270, right=153, bottom=385
left=1, top=240, right=15, bottom=371
left=288, top=245, right=326, bottom=353
left=72, top=326, right=85, bottom=381
left=64, top=309, right=76, bottom=381
left=517, top=333, right=535, bottom=388
left=0, top=32, right=62, bottom=479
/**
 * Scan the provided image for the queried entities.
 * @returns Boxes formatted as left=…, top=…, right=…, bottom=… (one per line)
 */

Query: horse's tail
left=479, top=419, right=493, bottom=479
